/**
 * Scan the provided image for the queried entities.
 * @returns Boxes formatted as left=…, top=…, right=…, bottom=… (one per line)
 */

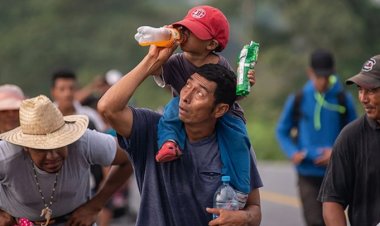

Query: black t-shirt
left=318, top=115, right=380, bottom=226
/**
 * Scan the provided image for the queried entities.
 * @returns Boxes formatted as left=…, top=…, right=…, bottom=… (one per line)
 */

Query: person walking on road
left=318, top=54, right=380, bottom=226
left=276, top=49, right=357, bottom=226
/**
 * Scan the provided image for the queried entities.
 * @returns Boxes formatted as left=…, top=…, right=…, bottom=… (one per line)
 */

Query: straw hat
left=0, top=95, right=89, bottom=149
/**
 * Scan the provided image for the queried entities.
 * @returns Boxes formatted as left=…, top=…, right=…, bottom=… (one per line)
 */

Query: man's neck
left=58, top=105, right=76, bottom=116
left=185, top=121, right=216, bottom=142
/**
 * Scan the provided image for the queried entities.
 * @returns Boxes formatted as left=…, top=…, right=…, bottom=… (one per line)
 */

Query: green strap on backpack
left=291, top=90, right=348, bottom=141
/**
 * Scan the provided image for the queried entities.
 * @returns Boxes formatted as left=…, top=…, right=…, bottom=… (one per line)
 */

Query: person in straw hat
left=0, top=95, right=132, bottom=226
left=0, top=84, right=25, bottom=134
left=318, top=54, right=380, bottom=226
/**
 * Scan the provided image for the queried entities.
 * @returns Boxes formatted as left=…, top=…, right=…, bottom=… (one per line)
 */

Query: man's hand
left=207, top=208, right=250, bottom=226
left=65, top=204, right=100, bottom=226
left=206, top=188, right=261, bottom=226
left=146, top=44, right=178, bottom=75
left=292, top=151, right=306, bottom=165
left=314, top=148, right=332, bottom=166
left=0, top=210, right=16, bottom=226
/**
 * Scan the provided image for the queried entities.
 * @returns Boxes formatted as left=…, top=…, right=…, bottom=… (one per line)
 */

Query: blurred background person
left=0, top=84, right=25, bottom=134
left=75, top=69, right=139, bottom=226
left=50, top=68, right=113, bottom=225
left=50, top=68, right=106, bottom=132
left=75, top=69, right=123, bottom=110
left=276, top=49, right=357, bottom=226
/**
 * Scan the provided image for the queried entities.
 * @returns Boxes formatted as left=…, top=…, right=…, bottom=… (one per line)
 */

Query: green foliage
left=246, top=114, right=286, bottom=160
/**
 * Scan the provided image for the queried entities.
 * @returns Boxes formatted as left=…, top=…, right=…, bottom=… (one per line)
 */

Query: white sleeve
left=153, top=67, right=166, bottom=88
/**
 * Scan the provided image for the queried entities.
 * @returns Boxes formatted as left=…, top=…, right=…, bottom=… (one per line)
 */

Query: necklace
left=31, top=161, right=59, bottom=226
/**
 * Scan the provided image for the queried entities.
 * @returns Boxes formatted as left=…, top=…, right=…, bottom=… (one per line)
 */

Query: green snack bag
left=236, top=41, right=260, bottom=96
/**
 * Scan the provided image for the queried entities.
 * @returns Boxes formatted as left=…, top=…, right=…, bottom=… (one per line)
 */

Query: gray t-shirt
left=0, top=129, right=116, bottom=223
left=118, top=108, right=263, bottom=226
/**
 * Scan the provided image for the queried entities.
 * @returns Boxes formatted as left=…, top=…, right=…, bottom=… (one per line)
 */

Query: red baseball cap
left=173, top=5, right=229, bottom=52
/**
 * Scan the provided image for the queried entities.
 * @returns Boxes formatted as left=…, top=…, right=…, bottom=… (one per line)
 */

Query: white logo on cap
left=191, top=8, right=206, bottom=19
left=362, top=58, right=376, bottom=72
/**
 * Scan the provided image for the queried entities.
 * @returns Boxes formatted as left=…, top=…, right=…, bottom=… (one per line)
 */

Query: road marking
left=261, top=190, right=301, bottom=208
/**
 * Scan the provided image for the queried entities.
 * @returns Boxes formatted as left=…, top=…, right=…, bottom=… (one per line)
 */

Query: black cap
left=346, top=55, right=380, bottom=89
left=310, top=49, right=335, bottom=77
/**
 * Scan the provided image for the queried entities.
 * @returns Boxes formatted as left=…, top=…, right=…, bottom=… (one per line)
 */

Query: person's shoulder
left=0, top=141, right=23, bottom=162
left=167, top=53, right=183, bottom=63
left=73, top=129, right=114, bottom=146
left=339, top=115, right=365, bottom=136
left=215, top=54, right=232, bottom=69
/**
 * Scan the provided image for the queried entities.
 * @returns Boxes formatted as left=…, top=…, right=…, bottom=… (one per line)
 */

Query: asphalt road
left=259, top=161, right=304, bottom=226
left=110, top=161, right=305, bottom=226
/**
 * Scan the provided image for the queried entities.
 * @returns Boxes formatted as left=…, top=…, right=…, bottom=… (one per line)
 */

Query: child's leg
left=156, top=97, right=185, bottom=162
left=217, top=112, right=251, bottom=194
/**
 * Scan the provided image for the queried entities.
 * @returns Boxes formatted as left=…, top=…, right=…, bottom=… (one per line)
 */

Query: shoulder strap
left=292, top=90, right=349, bottom=136
left=337, top=90, right=349, bottom=128
left=291, top=90, right=303, bottom=141
left=292, top=90, right=303, bottom=124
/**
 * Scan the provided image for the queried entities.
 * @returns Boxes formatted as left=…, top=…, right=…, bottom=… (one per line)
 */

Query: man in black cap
left=276, top=49, right=357, bottom=226
left=319, top=55, right=380, bottom=226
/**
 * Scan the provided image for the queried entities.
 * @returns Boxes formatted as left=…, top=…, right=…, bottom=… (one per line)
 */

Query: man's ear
left=207, top=39, right=219, bottom=51
left=213, top=103, right=229, bottom=119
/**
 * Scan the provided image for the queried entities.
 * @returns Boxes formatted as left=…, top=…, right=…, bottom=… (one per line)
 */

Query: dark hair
left=310, top=49, right=335, bottom=77
left=51, top=68, right=76, bottom=87
left=195, top=64, right=237, bottom=107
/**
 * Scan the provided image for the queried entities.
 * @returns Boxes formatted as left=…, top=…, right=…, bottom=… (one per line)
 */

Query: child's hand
left=248, top=69, right=256, bottom=87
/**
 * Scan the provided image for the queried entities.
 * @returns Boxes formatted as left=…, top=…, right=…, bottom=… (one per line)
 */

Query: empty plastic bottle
left=134, top=26, right=181, bottom=47
left=212, top=175, right=239, bottom=219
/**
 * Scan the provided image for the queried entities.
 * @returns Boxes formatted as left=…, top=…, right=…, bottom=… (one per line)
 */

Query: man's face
left=25, top=146, right=68, bottom=173
left=51, top=78, right=76, bottom=110
left=310, top=75, right=330, bottom=93
left=179, top=73, right=217, bottom=124
left=358, top=86, right=380, bottom=122
left=0, top=109, right=19, bottom=133
left=308, top=68, right=330, bottom=93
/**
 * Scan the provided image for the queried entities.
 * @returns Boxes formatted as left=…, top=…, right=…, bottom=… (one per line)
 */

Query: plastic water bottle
left=134, top=26, right=181, bottom=47
left=212, top=176, right=239, bottom=219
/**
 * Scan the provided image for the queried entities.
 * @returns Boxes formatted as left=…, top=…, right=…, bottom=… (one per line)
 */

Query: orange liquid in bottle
left=138, top=28, right=181, bottom=47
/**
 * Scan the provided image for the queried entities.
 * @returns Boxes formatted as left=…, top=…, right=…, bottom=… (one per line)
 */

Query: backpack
left=291, top=90, right=349, bottom=140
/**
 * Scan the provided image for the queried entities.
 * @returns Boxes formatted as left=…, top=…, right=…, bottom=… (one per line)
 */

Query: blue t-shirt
left=118, top=108, right=263, bottom=226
